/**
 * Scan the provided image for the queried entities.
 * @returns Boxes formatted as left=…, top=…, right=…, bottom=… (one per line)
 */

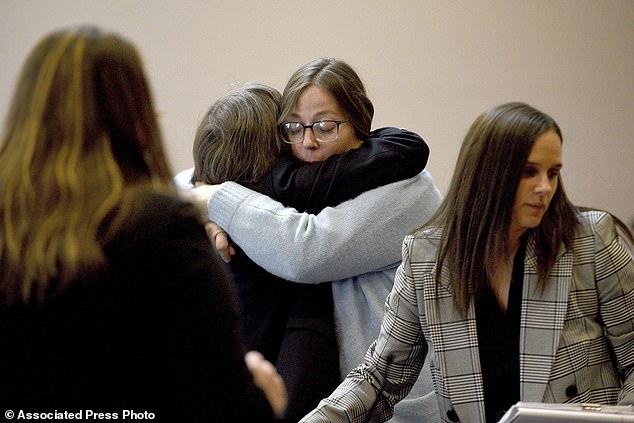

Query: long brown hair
left=0, top=26, right=174, bottom=304
left=424, top=102, right=578, bottom=315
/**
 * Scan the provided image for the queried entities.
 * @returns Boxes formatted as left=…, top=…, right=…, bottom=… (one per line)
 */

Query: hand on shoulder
left=179, top=183, right=219, bottom=220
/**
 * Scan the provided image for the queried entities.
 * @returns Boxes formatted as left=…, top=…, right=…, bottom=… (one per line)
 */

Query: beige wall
left=2, top=0, right=632, bottom=226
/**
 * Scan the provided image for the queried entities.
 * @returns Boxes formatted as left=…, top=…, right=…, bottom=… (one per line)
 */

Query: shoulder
left=343, top=171, right=442, bottom=217
left=403, top=226, right=443, bottom=264
left=570, top=209, right=633, bottom=268
left=376, top=170, right=442, bottom=199
left=574, top=209, right=617, bottom=242
left=104, top=192, right=219, bottom=284
left=173, top=167, right=194, bottom=190
left=121, top=192, right=205, bottom=241
left=369, top=126, right=421, bottom=139
left=410, top=225, right=444, bottom=241
left=135, top=191, right=200, bottom=221
left=576, top=209, right=634, bottom=257
left=365, top=127, right=427, bottom=154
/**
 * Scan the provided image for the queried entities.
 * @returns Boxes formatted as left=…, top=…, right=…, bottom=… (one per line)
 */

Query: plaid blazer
left=300, top=210, right=634, bottom=423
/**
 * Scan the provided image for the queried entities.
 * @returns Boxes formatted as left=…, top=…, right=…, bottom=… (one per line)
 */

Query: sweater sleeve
left=247, top=127, right=430, bottom=213
left=209, top=170, right=443, bottom=283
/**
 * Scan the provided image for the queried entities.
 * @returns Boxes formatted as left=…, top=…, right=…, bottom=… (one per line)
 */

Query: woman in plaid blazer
left=300, top=102, right=634, bottom=423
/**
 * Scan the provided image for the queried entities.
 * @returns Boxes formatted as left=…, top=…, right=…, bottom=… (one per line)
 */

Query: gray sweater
left=209, top=170, right=443, bottom=422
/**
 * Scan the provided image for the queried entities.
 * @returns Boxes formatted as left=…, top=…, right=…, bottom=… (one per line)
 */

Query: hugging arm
left=247, top=127, right=430, bottom=213
left=209, top=171, right=442, bottom=283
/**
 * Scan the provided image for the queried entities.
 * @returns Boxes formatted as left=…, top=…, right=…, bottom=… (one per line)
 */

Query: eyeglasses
left=280, top=120, right=349, bottom=144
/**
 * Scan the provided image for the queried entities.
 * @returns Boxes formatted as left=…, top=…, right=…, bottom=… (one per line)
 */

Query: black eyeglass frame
left=279, top=120, right=350, bottom=144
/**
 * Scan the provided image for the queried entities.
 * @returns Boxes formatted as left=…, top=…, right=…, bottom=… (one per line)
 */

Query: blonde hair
left=0, top=26, right=174, bottom=303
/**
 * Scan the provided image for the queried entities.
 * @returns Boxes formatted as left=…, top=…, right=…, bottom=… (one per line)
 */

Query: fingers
left=181, top=184, right=218, bottom=221
left=245, top=351, right=288, bottom=418
left=204, top=222, right=233, bottom=263
left=244, top=350, right=265, bottom=369
left=184, top=184, right=234, bottom=262
left=214, top=232, right=231, bottom=263
left=245, top=351, right=275, bottom=375
left=190, top=184, right=218, bottom=206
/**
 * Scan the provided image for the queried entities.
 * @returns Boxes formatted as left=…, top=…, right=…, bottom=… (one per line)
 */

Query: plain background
left=1, top=0, right=632, bottom=227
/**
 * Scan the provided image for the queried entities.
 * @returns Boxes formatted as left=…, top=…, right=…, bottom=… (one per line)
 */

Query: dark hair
left=279, top=58, right=374, bottom=140
left=424, top=102, right=578, bottom=315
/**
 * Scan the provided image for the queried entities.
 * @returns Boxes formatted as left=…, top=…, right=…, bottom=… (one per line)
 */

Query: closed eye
left=548, top=168, right=561, bottom=179
left=522, top=166, right=538, bottom=178
left=315, top=120, right=338, bottom=132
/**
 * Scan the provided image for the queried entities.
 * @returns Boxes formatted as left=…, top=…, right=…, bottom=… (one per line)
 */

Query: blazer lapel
left=426, top=269, right=487, bottom=422
left=519, top=237, right=572, bottom=402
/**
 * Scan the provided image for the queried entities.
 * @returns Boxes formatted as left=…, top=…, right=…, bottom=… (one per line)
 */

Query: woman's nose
left=535, top=173, right=553, bottom=194
left=302, top=127, right=319, bottom=148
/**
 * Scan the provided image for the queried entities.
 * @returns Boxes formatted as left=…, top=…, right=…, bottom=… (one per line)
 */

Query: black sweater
left=0, top=193, right=274, bottom=422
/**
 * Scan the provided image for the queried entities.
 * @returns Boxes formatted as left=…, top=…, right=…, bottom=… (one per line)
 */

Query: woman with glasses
left=192, top=58, right=443, bottom=423
left=185, top=79, right=432, bottom=423
left=300, top=102, right=634, bottom=423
